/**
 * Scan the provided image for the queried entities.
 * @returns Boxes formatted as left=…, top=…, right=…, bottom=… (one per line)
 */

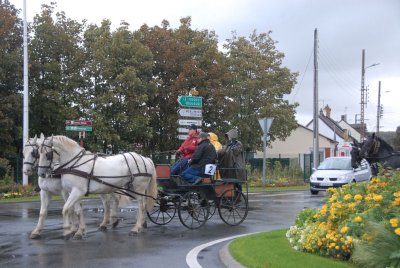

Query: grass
left=229, top=229, right=355, bottom=268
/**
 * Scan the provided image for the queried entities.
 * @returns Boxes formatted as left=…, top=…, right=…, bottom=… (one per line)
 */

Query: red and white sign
left=66, top=120, right=93, bottom=126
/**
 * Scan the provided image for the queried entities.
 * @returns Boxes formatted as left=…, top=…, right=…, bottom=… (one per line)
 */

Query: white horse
left=23, top=135, right=121, bottom=239
left=37, top=135, right=157, bottom=238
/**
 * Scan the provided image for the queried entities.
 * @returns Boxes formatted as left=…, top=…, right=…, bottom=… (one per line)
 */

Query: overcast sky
left=10, top=0, right=400, bottom=132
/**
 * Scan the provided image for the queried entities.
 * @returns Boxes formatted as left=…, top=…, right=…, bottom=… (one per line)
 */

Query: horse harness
left=365, top=138, right=400, bottom=161
left=40, top=142, right=154, bottom=200
left=23, top=140, right=40, bottom=167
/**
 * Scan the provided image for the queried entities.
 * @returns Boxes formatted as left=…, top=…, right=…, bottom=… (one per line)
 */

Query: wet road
left=0, top=190, right=325, bottom=268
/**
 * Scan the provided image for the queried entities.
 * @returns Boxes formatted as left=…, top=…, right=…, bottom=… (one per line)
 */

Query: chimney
left=324, top=105, right=331, bottom=118
left=341, top=114, right=347, bottom=122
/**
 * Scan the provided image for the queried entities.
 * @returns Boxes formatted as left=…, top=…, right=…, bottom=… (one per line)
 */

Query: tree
left=29, top=3, right=86, bottom=136
left=83, top=20, right=156, bottom=152
left=222, top=30, right=299, bottom=151
left=0, top=0, right=23, bottom=179
left=138, top=17, right=227, bottom=152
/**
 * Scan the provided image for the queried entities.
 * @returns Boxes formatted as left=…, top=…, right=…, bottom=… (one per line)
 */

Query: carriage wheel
left=218, top=189, right=248, bottom=226
left=147, top=195, right=177, bottom=225
left=207, top=200, right=217, bottom=220
left=178, top=191, right=209, bottom=229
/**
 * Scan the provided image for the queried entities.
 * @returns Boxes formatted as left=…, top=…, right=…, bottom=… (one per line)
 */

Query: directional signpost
left=178, top=108, right=202, bottom=118
left=258, top=117, right=274, bottom=188
left=177, top=95, right=203, bottom=140
left=66, top=120, right=93, bottom=147
left=177, top=96, right=202, bottom=108
left=65, top=126, right=93, bottom=131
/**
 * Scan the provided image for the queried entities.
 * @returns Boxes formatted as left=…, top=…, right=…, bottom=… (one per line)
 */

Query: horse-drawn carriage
left=147, top=164, right=249, bottom=229
left=23, top=134, right=249, bottom=239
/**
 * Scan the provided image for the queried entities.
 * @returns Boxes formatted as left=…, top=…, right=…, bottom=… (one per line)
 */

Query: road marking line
left=186, top=232, right=262, bottom=268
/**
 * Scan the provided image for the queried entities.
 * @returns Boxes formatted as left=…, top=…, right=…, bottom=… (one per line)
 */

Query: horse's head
left=37, top=135, right=60, bottom=178
left=22, top=134, right=43, bottom=176
left=350, top=140, right=364, bottom=169
left=360, top=133, right=378, bottom=159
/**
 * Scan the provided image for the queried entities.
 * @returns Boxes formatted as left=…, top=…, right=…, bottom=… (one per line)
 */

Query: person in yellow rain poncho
left=208, top=132, right=222, bottom=179
left=208, top=132, right=222, bottom=151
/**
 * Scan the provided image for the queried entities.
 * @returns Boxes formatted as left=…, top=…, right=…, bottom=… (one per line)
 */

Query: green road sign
left=65, top=126, right=93, bottom=132
left=177, top=96, right=202, bottom=107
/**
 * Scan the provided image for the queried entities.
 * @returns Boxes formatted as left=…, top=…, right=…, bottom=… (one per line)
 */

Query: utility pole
left=360, top=49, right=366, bottom=141
left=376, top=81, right=382, bottom=136
left=360, top=50, right=379, bottom=141
left=22, top=0, right=29, bottom=185
left=313, top=28, right=319, bottom=169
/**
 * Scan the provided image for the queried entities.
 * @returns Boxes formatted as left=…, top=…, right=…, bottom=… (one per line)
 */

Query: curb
left=219, top=241, right=244, bottom=268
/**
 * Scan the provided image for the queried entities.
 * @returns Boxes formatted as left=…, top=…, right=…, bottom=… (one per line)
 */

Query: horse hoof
left=129, top=231, right=139, bottom=236
left=73, top=234, right=83, bottom=240
left=98, top=226, right=107, bottom=232
left=30, top=233, right=41, bottom=240
left=64, top=233, right=73, bottom=240
left=112, top=219, right=120, bottom=228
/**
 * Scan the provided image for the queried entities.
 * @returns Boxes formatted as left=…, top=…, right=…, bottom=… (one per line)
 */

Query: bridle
left=38, top=137, right=85, bottom=174
left=23, top=140, right=40, bottom=167
left=38, top=137, right=61, bottom=172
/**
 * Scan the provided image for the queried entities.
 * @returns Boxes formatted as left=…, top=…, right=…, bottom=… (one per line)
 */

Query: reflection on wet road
left=0, top=190, right=324, bottom=268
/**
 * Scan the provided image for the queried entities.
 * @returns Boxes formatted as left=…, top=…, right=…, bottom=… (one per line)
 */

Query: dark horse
left=350, top=140, right=378, bottom=176
left=352, top=133, right=400, bottom=171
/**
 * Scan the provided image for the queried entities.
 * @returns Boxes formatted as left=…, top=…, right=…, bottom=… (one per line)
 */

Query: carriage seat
left=155, top=164, right=179, bottom=189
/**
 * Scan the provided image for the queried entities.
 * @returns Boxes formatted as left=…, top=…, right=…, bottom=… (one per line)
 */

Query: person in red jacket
left=171, top=124, right=199, bottom=175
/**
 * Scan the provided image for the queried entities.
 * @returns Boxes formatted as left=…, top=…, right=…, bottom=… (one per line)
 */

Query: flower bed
left=287, top=168, right=400, bottom=267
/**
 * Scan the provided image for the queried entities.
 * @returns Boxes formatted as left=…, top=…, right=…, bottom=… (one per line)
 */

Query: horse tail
left=146, top=161, right=158, bottom=211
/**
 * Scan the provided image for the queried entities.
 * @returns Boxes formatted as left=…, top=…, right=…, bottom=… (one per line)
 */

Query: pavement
left=219, top=241, right=244, bottom=268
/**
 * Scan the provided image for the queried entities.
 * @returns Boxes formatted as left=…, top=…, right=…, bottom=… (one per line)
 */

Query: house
left=266, top=124, right=337, bottom=158
left=337, top=114, right=361, bottom=142
left=305, top=105, right=361, bottom=156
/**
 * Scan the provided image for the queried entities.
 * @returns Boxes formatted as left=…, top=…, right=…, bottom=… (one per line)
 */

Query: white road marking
left=186, top=232, right=262, bottom=268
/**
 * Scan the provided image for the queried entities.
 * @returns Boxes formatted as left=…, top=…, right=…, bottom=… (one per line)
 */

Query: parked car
left=309, top=156, right=372, bottom=195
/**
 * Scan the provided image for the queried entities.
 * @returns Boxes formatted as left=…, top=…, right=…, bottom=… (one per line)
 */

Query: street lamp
left=360, top=49, right=379, bottom=141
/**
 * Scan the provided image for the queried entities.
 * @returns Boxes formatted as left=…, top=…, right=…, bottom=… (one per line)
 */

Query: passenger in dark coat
left=181, top=132, right=217, bottom=184
left=217, top=129, right=246, bottom=180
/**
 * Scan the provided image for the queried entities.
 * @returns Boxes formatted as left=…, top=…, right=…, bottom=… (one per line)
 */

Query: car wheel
left=310, top=189, right=319, bottom=195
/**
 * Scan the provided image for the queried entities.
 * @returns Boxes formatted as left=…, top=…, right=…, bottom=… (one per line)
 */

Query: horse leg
left=62, top=188, right=84, bottom=240
left=98, top=194, right=111, bottom=231
left=30, top=189, right=50, bottom=239
left=60, top=190, right=78, bottom=235
left=130, top=195, right=145, bottom=235
left=72, top=201, right=86, bottom=240
left=109, top=193, right=120, bottom=228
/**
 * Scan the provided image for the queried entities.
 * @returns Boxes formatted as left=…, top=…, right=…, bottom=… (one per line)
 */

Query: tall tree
left=222, top=31, right=299, bottom=151
left=139, top=17, right=227, bottom=152
left=83, top=20, right=156, bottom=152
left=0, top=0, right=23, bottom=179
left=29, top=3, right=85, bottom=136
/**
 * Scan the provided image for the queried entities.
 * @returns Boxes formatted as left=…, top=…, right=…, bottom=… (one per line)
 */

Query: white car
left=309, top=156, right=372, bottom=195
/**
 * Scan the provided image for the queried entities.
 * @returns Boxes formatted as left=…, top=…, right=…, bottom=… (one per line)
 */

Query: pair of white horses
left=23, top=134, right=157, bottom=239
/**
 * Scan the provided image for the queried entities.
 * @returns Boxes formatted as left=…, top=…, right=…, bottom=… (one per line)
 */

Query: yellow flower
left=390, top=218, right=399, bottom=228
left=395, top=228, right=400, bottom=236
left=344, top=194, right=352, bottom=201
left=373, top=194, right=383, bottom=202
left=340, top=226, right=349, bottom=234
left=354, top=194, right=363, bottom=202
left=354, top=216, right=363, bottom=223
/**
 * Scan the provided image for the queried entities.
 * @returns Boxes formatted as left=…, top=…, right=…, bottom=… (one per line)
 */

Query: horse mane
left=53, top=135, right=80, bottom=151
left=376, top=136, right=395, bottom=152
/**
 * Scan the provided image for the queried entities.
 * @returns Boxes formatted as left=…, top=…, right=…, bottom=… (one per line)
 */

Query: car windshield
left=317, top=158, right=352, bottom=170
